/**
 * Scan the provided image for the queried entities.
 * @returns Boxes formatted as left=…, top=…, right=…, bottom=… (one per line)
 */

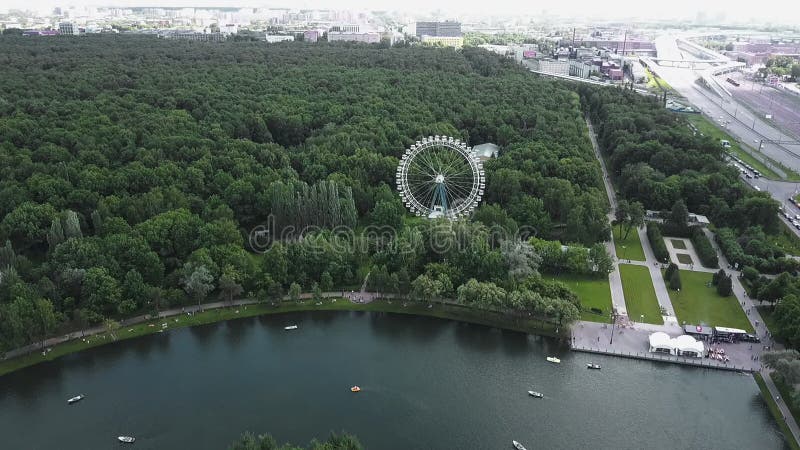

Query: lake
left=0, top=311, right=789, bottom=449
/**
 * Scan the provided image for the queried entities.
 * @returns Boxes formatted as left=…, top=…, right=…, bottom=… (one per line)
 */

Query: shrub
left=646, top=222, right=669, bottom=263
left=717, top=273, right=733, bottom=297
left=668, top=268, right=682, bottom=291
left=689, top=226, right=718, bottom=268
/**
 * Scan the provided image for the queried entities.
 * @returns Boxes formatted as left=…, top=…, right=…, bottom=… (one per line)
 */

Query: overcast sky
left=3, top=0, right=799, bottom=25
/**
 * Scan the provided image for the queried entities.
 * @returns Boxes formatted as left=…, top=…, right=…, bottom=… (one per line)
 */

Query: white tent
left=673, top=335, right=704, bottom=358
left=649, top=332, right=673, bottom=354
left=648, top=332, right=704, bottom=358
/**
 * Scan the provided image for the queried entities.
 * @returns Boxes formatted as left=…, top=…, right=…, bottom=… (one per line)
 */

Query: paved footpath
left=635, top=226, right=678, bottom=323
left=3, top=291, right=357, bottom=361
left=585, top=117, right=626, bottom=317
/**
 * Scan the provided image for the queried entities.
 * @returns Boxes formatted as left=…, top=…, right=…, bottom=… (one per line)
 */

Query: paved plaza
left=571, top=321, right=770, bottom=372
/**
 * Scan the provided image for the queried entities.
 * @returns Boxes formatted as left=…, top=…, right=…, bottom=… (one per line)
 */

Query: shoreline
left=0, top=298, right=565, bottom=377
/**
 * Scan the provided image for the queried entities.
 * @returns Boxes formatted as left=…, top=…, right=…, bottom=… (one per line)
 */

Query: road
left=652, top=34, right=800, bottom=173
left=651, top=34, right=800, bottom=243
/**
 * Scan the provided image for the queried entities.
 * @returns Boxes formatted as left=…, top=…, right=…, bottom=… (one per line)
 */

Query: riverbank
left=0, top=298, right=564, bottom=377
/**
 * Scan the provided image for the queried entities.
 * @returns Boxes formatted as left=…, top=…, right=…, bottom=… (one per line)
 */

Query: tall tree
left=182, top=264, right=215, bottom=309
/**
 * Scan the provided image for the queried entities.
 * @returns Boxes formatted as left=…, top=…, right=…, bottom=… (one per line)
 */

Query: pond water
left=0, top=311, right=789, bottom=449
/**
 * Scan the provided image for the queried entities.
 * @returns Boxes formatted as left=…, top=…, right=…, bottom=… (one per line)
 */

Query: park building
left=473, top=143, right=500, bottom=161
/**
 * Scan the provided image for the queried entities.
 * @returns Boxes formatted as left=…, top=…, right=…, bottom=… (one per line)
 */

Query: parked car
left=742, top=334, right=761, bottom=343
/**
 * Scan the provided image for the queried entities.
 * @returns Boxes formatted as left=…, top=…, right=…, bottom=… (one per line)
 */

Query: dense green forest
left=0, top=37, right=614, bottom=352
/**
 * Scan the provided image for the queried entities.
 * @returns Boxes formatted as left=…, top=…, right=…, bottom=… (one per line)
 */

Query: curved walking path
left=2, top=291, right=360, bottom=361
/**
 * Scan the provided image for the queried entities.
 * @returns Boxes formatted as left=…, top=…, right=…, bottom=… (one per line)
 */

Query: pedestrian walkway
left=586, top=117, right=626, bottom=317
left=761, top=370, right=800, bottom=445
left=636, top=226, right=678, bottom=322
left=2, top=290, right=368, bottom=361
left=571, top=321, right=759, bottom=372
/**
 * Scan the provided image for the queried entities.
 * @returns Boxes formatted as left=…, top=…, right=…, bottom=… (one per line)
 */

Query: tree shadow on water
left=223, top=316, right=255, bottom=349
left=368, top=312, right=448, bottom=343
left=0, top=359, right=66, bottom=402
left=189, top=321, right=221, bottom=350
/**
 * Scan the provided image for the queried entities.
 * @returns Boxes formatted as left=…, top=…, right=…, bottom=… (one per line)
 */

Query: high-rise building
left=415, top=21, right=461, bottom=38
left=58, top=22, right=77, bottom=35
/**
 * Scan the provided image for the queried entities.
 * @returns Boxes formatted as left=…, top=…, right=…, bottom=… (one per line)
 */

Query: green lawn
left=670, top=239, right=687, bottom=250
left=687, top=115, right=798, bottom=181
left=619, top=264, right=663, bottom=324
left=754, top=373, right=800, bottom=450
left=613, top=227, right=646, bottom=262
left=666, top=270, right=753, bottom=331
left=676, top=253, right=694, bottom=264
left=548, top=274, right=612, bottom=323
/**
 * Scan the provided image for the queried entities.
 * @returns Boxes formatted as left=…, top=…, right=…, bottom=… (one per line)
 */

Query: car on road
left=745, top=173, right=753, bottom=178
left=795, top=215, right=800, bottom=220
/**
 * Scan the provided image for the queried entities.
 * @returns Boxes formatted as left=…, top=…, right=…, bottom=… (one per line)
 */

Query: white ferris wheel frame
left=395, top=135, right=485, bottom=219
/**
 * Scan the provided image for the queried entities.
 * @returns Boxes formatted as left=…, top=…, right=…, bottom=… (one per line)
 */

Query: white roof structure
left=673, top=335, right=704, bottom=355
left=649, top=332, right=673, bottom=351
left=714, top=326, right=747, bottom=334
left=473, top=143, right=500, bottom=161
left=648, top=332, right=704, bottom=357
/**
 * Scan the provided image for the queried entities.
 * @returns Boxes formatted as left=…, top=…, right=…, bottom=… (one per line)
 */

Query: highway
left=651, top=33, right=800, bottom=242
left=652, top=34, right=800, bottom=173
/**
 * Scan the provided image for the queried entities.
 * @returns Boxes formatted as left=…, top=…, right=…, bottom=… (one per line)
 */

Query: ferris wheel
left=396, top=136, right=485, bottom=219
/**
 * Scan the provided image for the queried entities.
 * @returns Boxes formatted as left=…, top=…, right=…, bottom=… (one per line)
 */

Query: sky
left=3, top=0, right=800, bottom=25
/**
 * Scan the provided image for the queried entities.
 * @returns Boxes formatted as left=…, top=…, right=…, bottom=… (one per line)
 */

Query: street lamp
left=610, top=309, right=618, bottom=345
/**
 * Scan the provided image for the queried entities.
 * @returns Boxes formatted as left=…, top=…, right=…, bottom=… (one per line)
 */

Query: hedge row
left=689, top=226, right=718, bottom=268
left=715, top=228, right=800, bottom=274
left=647, top=222, right=669, bottom=263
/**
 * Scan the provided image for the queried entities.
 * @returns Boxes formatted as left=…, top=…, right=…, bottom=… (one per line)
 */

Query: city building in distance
left=415, top=21, right=461, bottom=38
left=328, top=24, right=381, bottom=44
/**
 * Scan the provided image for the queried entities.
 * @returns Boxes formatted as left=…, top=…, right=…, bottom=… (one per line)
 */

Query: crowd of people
left=707, top=347, right=731, bottom=363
